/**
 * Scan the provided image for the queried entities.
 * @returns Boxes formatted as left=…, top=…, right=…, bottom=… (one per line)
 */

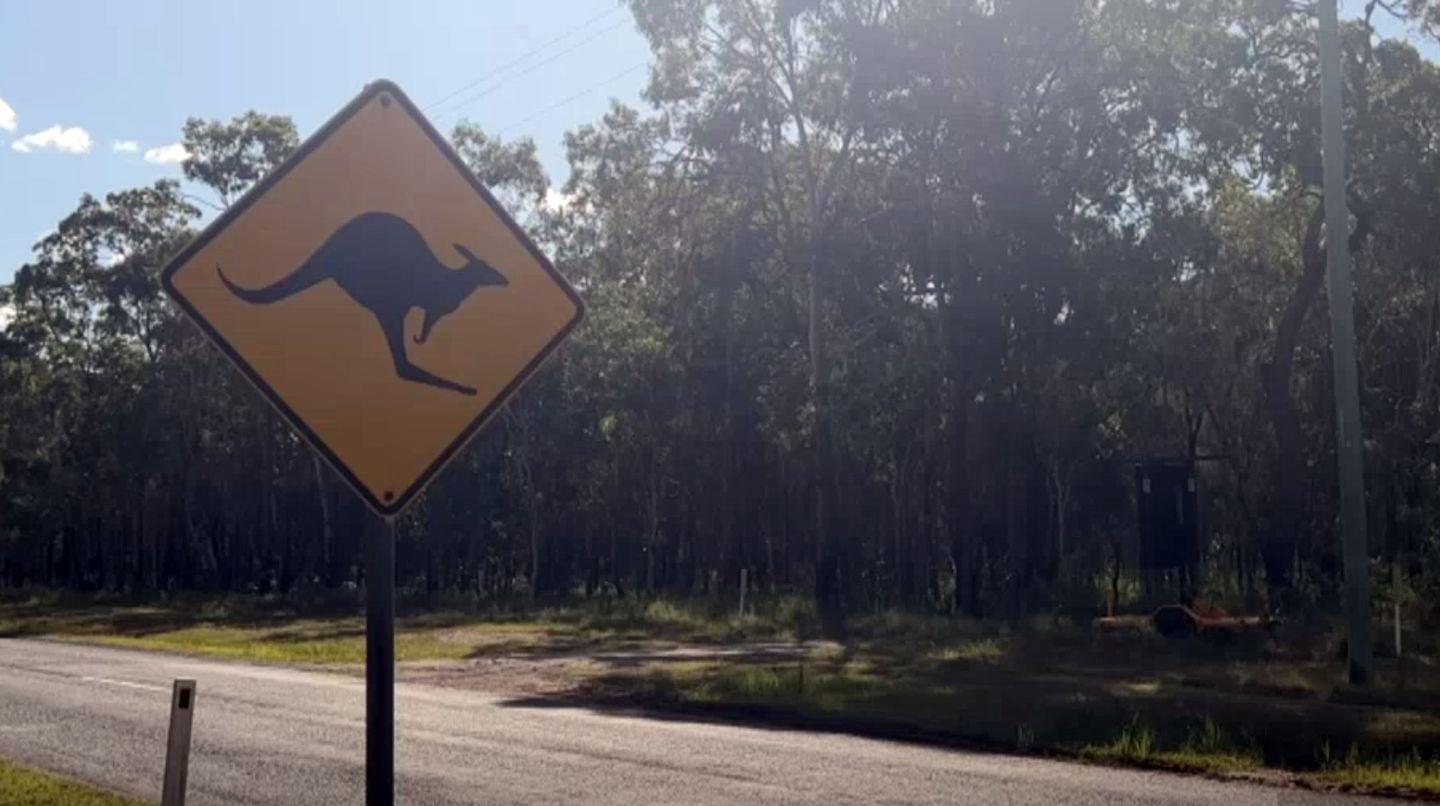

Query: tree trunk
left=1260, top=205, right=1326, bottom=598
left=312, top=454, right=334, bottom=586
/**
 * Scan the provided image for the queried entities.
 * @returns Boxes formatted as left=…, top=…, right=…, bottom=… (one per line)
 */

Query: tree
left=6, top=0, right=1440, bottom=633
left=182, top=112, right=299, bottom=206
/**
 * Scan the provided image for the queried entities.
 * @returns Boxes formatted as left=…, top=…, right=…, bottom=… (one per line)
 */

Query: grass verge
left=1320, top=744, right=1440, bottom=796
left=5, top=591, right=1440, bottom=797
left=0, top=591, right=811, bottom=665
left=1079, top=717, right=1263, bottom=774
left=82, top=622, right=478, bottom=664
left=0, top=757, right=145, bottom=806
left=580, top=617, right=1440, bottom=796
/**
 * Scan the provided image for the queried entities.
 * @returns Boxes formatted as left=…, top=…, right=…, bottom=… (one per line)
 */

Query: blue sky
left=0, top=2, right=1433, bottom=288
left=0, top=0, right=652, bottom=283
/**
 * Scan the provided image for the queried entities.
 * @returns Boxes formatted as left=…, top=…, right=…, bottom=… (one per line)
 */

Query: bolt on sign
left=162, top=80, right=583, bottom=516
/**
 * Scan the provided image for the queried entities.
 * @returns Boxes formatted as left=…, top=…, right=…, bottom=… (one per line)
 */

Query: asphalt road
left=0, top=639, right=1399, bottom=805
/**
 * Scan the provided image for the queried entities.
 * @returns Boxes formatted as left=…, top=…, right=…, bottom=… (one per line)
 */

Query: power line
left=423, top=6, right=625, bottom=114
left=431, top=18, right=633, bottom=127
left=496, top=62, right=648, bottom=135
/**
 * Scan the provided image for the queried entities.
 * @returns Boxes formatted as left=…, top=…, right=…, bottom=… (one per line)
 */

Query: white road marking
left=80, top=675, right=167, bottom=693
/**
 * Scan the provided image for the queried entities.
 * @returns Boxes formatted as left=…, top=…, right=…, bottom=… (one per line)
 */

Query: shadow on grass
left=0, top=592, right=343, bottom=639
left=0, top=590, right=491, bottom=641
left=495, top=676, right=1440, bottom=799
left=491, top=687, right=1038, bottom=763
left=490, top=643, right=1440, bottom=778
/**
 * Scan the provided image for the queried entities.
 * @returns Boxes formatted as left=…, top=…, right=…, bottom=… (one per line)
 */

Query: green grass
left=528, top=594, right=820, bottom=642
left=0, top=757, right=146, bottom=806
left=1320, top=744, right=1440, bottom=795
left=929, top=637, right=1008, bottom=664
left=677, top=662, right=896, bottom=716
left=79, top=623, right=475, bottom=664
left=1080, top=718, right=1262, bottom=773
left=1082, top=718, right=1155, bottom=761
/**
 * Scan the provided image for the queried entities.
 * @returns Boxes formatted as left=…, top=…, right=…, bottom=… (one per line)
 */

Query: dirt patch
left=400, top=655, right=591, bottom=697
left=397, top=639, right=836, bottom=698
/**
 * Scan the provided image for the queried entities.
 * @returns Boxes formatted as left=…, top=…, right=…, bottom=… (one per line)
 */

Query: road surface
left=0, top=639, right=1395, bottom=805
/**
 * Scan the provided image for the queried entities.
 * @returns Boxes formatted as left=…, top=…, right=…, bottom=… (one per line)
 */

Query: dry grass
left=0, top=593, right=536, bottom=664
left=0, top=591, right=815, bottom=665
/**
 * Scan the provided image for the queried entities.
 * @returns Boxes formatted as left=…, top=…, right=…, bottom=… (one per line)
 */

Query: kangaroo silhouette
left=218, top=211, right=507, bottom=396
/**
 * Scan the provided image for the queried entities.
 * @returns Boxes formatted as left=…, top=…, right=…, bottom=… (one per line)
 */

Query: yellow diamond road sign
left=162, top=80, right=583, bottom=516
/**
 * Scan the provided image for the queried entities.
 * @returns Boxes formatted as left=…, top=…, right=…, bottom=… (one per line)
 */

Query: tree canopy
left=3, top=0, right=1439, bottom=625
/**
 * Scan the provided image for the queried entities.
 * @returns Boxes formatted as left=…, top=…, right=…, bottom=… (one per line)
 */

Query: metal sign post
left=366, top=515, right=396, bottom=806
left=159, top=80, right=583, bottom=803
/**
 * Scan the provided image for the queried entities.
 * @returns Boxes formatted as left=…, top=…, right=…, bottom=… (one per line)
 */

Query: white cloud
left=112, top=140, right=139, bottom=153
left=101, top=249, right=128, bottom=267
left=0, top=303, right=13, bottom=332
left=0, top=97, right=15, bottom=132
left=11, top=125, right=92, bottom=154
left=143, top=143, right=189, bottom=165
